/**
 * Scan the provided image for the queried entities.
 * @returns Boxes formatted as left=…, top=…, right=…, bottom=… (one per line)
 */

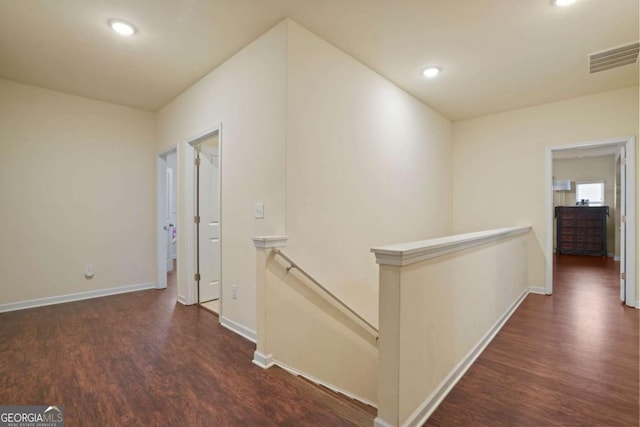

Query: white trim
left=614, top=256, right=621, bottom=261
left=546, top=136, right=636, bottom=307
left=273, top=359, right=378, bottom=409
left=371, top=227, right=531, bottom=266
left=636, top=300, right=640, bottom=309
left=404, top=287, right=530, bottom=427
left=182, top=140, right=197, bottom=305
left=252, top=235, right=289, bottom=248
left=177, top=294, right=187, bottom=305
left=252, top=351, right=274, bottom=369
left=156, top=155, right=167, bottom=290
left=220, top=315, right=257, bottom=343
left=374, top=417, right=396, bottom=427
left=0, top=282, right=156, bottom=313
left=528, top=286, right=547, bottom=295
left=185, top=125, right=223, bottom=145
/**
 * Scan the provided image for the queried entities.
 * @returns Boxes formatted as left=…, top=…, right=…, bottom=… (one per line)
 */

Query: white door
left=619, top=146, right=626, bottom=301
left=198, top=145, right=221, bottom=302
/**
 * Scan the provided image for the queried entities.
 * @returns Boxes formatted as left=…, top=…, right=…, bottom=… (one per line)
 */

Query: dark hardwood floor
left=426, top=255, right=639, bottom=426
left=0, top=266, right=375, bottom=426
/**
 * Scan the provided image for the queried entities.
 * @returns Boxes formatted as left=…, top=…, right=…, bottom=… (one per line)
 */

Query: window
left=576, top=181, right=604, bottom=206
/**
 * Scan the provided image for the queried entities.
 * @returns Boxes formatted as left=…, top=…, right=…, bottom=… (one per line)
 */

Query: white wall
left=553, top=155, right=616, bottom=254
left=285, top=21, right=453, bottom=325
left=156, top=22, right=287, bottom=331
left=452, top=86, right=639, bottom=291
left=0, top=78, right=156, bottom=306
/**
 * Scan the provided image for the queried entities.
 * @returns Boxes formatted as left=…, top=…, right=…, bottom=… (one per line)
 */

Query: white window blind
left=576, top=182, right=604, bottom=206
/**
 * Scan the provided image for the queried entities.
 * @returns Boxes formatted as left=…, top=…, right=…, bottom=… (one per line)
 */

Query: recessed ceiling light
left=108, top=19, right=136, bottom=36
left=422, top=67, right=441, bottom=78
left=553, top=0, right=577, bottom=6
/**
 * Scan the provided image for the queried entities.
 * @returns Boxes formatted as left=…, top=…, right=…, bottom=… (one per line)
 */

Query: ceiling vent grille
left=589, top=41, right=639, bottom=74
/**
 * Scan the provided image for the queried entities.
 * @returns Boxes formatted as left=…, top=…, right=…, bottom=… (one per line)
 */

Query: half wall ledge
left=252, top=235, right=288, bottom=248
left=370, top=226, right=532, bottom=266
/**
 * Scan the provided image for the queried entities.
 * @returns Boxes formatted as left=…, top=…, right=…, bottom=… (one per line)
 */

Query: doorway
left=156, top=124, right=223, bottom=315
left=156, top=147, right=178, bottom=291
left=193, top=135, right=222, bottom=314
left=546, top=137, right=636, bottom=308
left=167, top=152, right=178, bottom=273
left=174, top=125, right=223, bottom=314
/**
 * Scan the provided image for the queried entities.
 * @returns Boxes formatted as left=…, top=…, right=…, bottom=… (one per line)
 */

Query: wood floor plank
left=0, top=266, right=375, bottom=426
left=426, top=255, right=639, bottom=426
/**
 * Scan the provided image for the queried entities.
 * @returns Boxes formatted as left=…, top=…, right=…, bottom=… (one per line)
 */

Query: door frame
left=545, top=136, right=636, bottom=308
left=182, top=124, right=223, bottom=308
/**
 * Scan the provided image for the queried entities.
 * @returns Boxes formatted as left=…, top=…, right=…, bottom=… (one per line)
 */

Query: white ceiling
left=0, top=0, right=637, bottom=120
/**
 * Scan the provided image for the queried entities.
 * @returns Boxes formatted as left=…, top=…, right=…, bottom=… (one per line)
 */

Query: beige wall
left=285, top=21, right=453, bottom=326
left=0, top=79, right=156, bottom=305
left=452, top=86, right=639, bottom=291
left=156, top=22, right=288, bottom=331
left=553, top=155, right=616, bottom=254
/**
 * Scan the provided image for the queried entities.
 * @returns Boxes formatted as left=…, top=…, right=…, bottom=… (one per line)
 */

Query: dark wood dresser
left=555, top=206, right=608, bottom=257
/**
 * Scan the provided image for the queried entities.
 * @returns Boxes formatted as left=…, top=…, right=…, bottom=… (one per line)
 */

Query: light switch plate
left=255, top=203, right=264, bottom=219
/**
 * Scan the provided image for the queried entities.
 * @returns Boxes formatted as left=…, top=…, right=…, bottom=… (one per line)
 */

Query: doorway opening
left=176, top=125, right=222, bottom=315
left=156, top=147, right=178, bottom=293
left=192, top=134, right=221, bottom=315
left=156, top=124, right=223, bottom=316
left=546, top=137, right=636, bottom=308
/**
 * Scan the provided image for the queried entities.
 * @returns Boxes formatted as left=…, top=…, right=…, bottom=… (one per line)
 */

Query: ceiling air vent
left=589, top=41, right=639, bottom=74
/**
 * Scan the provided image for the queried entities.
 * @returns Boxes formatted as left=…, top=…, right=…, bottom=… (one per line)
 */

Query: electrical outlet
left=232, top=284, right=238, bottom=299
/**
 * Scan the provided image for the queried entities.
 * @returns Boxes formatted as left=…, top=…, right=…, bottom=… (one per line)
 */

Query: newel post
left=371, top=246, right=403, bottom=427
left=375, top=265, right=402, bottom=427
left=251, top=235, right=288, bottom=369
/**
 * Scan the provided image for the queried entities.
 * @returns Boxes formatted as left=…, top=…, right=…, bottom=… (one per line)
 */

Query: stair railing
left=272, top=248, right=379, bottom=339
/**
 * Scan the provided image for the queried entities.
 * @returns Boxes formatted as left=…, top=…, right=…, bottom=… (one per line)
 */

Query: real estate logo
left=0, top=405, right=64, bottom=427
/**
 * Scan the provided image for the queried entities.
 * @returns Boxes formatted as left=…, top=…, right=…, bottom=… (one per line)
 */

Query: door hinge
left=621, top=157, right=627, bottom=166
left=621, top=215, right=626, bottom=223
left=194, top=273, right=201, bottom=282
left=621, top=272, right=626, bottom=280
left=195, top=157, right=201, bottom=166
left=194, top=215, right=200, bottom=224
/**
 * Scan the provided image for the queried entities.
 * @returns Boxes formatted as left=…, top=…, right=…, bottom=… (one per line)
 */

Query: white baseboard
left=636, top=300, right=640, bottom=309
left=404, top=287, right=530, bottom=427
left=374, top=417, right=395, bottom=427
left=177, top=294, right=188, bottom=305
left=614, top=256, right=621, bottom=261
left=528, top=286, right=547, bottom=295
left=0, top=282, right=156, bottom=313
left=220, top=315, right=257, bottom=343
left=252, top=351, right=274, bottom=369
left=274, top=359, right=377, bottom=409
